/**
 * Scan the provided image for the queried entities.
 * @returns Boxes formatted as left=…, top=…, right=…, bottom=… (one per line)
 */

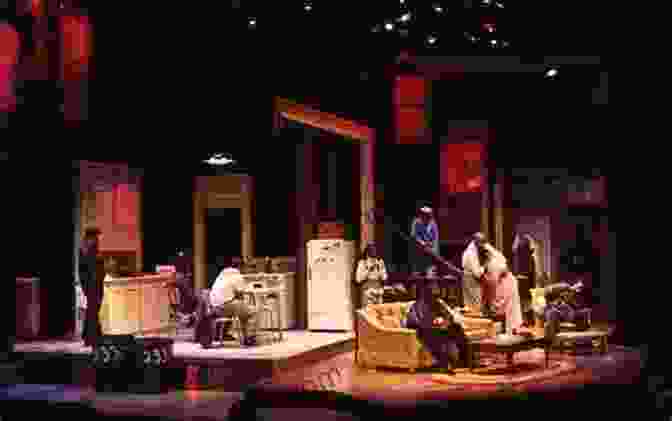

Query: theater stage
left=13, top=330, right=354, bottom=391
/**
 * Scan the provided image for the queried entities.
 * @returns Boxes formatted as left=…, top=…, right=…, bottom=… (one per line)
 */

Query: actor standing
left=355, top=242, right=388, bottom=307
left=194, top=259, right=259, bottom=348
left=410, top=206, right=440, bottom=275
left=78, top=227, right=103, bottom=347
left=461, top=232, right=488, bottom=313
left=482, top=245, right=524, bottom=335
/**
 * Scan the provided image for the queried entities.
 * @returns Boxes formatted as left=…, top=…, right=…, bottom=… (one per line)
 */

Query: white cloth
left=355, top=258, right=388, bottom=284
left=480, top=244, right=522, bottom=334
left=210, top=267, right=246, bottom=308
left=76, top=285, right=87, bottom=309
left=493, top=271, right=523, bottom=333
left=462, top=241, right=485, bottom=278
left=484, top=243, right=507, bottom=275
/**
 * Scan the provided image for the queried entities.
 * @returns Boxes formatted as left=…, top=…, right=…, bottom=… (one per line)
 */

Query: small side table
left=467, top=335, right=547, bottom=373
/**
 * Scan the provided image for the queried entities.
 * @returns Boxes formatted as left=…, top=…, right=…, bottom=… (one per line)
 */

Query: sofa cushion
left=379, top=315, right=401, bottom=329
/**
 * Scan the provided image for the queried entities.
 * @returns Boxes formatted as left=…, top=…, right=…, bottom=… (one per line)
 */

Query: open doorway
left=205, top=208, right=242, bottom=288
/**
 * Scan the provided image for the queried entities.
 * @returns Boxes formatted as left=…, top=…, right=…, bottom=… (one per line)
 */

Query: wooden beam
left=275, top=97, right=373, bottom=142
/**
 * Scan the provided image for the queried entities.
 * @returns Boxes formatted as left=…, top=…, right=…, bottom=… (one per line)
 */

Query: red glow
left=394, top=75, right=428, bottom=144
left=31, top=0, right=42, bottom=16
left=394, top=75, right=426, bottom=105
left=0, top=24, right=19, bottom=111
left=395, top=107, right=427, bottom=143
left=60, top=15, right=91, bottom=80
left=441, top=142, right=484, bottom=193
left=97, top=186, right=140, bottom=251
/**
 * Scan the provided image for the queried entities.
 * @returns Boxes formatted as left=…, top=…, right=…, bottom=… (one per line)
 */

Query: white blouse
left=355, top=258, right=388, bottom=284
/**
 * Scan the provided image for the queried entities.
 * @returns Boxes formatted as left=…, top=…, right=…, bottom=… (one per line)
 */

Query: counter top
left=103, top=272, right=174, bottom=285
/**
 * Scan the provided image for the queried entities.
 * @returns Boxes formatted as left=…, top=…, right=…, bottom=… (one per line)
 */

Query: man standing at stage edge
left=410, top=206, right=440, bottom=275
left=78, top=227, right=103, bottom=347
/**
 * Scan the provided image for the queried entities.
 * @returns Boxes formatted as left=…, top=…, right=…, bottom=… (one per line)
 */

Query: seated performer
left=355, top=242, right=388, bottom=307
left=540, top=281, right=591, bottom=337
left=403, top=267, right=467, bottom=373
left=194, top=259, right=259, bottom=347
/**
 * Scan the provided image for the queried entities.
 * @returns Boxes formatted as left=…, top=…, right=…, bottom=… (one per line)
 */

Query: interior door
left=205, top=208, right=242, bottom=287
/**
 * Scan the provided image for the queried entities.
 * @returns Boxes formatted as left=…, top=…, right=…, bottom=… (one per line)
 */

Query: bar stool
left=261, top=290, right=284, bottom=343
left=213, top=316, right=243, bottom=346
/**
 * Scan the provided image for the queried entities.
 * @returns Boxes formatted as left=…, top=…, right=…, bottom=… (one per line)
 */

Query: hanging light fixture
left=204, top=153, right=235, bottom=165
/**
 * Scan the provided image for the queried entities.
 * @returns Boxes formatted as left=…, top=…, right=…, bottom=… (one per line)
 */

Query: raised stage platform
left=13, top=330, right=354, bottom=391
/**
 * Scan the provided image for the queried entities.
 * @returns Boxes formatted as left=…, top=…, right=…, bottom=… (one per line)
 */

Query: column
left=295, top=134, right=319, bottom=330
left=326, top=148, right=338, bottom=217
left=360, top=135, right=376, bottom=245
left=193, top=180, right=207, bottom=291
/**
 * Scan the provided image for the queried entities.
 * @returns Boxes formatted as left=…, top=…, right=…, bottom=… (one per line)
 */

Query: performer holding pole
left=410, top=206, right=440, bottom=275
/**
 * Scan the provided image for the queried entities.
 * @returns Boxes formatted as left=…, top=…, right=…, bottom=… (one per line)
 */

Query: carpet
left=387, top=349, right=577, bottom=391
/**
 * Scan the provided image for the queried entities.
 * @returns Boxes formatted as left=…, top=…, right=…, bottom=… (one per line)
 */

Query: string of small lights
left=239, top=0, right=514, bottom=54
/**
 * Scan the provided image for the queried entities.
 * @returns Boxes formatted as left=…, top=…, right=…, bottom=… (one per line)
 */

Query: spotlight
left=400, top=0, right=405, bottom=4
left=546, top=68, right=558, bottom=78
left=398, top=13, right=412, bottom=23
left=248, top=18, right=256, bottom=28
left=384, top=22, right=395, bottom=31
left=465, top=32, right=478, bottom=43
left=304, top=2, right=312, bottom=11
left=427, top=35, right=438, bottom=45
left=483, top=23, right=495, bottom=33
left=433, top=4, right=444, bottom=13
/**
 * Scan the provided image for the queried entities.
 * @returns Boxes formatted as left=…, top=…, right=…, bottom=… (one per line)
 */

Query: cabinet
left=100, top=273, right=173, bottom=335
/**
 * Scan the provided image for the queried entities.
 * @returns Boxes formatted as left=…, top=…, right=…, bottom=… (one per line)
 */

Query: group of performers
left=355, top=206, right=525, bottom=333
left=353, top=205, right=534, bottom=372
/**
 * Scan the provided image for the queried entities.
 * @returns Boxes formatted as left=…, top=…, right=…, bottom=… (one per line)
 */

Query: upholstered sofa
left=356, top=302, right=497, bottom=372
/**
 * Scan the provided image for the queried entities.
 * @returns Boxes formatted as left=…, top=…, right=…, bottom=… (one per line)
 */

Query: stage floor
left=3, top=344, right=646, bottom=421
left=14, top=330, right=354, bottom=390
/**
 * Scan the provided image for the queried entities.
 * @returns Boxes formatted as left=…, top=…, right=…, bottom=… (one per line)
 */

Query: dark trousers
left=405, top=306, right=465, bottom=367
left=81, top=280, right=103, bottom=346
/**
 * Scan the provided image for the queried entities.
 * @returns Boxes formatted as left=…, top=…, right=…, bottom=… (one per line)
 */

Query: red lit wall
left=0, top=23, right=20, bottom=111
left=394, top=75, right=429, bottom=144
left=60, top=14, right=91, bottom=122
left=440, top=142, right=484, bottom=193
left=96, top=185, right=140, bottom=251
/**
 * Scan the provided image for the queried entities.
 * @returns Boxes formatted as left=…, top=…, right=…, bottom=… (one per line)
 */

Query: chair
left=243, top=289, right=285, bottom=343
left=163, top=282, right=182, bottom=335
left=200, top=289, right=244, bottom=348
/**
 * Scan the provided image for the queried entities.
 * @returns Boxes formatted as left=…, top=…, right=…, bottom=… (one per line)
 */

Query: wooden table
left=466, top=335, right=547, bottom=373
left=546, top=328, right=613, bottom=367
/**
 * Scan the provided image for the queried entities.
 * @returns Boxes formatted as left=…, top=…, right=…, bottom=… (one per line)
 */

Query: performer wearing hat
left=410, top=206, right=440, bottom=275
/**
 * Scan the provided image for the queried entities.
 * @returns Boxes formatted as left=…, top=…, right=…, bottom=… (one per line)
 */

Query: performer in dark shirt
left=78, top=227, right=103, bottom=347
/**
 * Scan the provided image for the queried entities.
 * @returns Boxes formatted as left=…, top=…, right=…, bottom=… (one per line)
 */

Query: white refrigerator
left=307, top=239, right=355, bottom=331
